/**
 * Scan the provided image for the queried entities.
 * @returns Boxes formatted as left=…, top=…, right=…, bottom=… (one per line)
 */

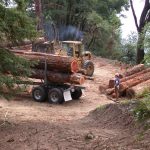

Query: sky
left=120, top=0, right=144, bottom=38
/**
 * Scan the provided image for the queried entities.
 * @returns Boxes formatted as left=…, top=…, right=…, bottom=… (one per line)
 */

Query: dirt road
left=0, top=57, right=149, bottom=150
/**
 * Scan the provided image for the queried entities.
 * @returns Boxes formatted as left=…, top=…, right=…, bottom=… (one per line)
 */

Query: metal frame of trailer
left=31, top=59, right=85, bottom=104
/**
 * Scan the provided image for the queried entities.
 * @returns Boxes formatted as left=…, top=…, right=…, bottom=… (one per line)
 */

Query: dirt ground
left=0, top=57, right=149, bottom=150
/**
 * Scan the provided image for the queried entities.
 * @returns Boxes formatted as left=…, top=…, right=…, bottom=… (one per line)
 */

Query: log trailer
left=11, top=50, right=86, bottom=104
left=31, top=60, right=85, bottom=104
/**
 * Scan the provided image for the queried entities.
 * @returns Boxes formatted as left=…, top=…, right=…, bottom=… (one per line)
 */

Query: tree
left=119, top=32, right=137, bottom=64
left=0, top=0, right=37, bottom=98
left=130, top=0, right=150, bottom=64
left=34, top=0, right=43, bottom=30
left=39, top=0, right=128, bottom=57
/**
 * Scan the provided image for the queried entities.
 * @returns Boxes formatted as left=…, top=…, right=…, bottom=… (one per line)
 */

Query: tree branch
left=130, top=0, right=139, bottom=31
left=139, top=0, right=150, bottom=31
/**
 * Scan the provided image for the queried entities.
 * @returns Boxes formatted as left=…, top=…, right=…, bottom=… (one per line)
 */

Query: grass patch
left=136, top=87, right=150, bottom=98
left=133, top=87, right=150, bottom=122
left=133, top=99, right=150, bottom=122
left=96, top=104, right=108, bottom=111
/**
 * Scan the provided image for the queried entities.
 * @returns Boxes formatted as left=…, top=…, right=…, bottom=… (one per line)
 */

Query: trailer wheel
left=71, top=89, right=82, bottom=100
left=32, top=86, right=46, bottom=102
left=48, top=88, right=64, bottom=104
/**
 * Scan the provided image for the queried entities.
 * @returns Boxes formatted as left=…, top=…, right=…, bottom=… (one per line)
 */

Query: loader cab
left=62, top=41, right=94, bottom=76
left=62, top=41, right=83, bottom=58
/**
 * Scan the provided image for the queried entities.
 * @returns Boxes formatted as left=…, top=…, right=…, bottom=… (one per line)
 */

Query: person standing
left=114, top=73, right=120, bottom=100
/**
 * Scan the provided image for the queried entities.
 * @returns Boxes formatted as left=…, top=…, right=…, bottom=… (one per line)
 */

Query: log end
left=80, top=76, right=85, bottom=85
left=109, top=79, right=114, bottom=88
left=71, top=60, right=79, bottom=73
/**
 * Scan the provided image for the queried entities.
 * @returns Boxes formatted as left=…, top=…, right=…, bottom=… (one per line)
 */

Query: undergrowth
left=133, top=88, right=150, bottom=122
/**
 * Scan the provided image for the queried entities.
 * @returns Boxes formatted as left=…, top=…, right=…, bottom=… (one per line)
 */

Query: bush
left=133, top=89, right=150, bottom=122
left=133, top=99, right=150, bottom=122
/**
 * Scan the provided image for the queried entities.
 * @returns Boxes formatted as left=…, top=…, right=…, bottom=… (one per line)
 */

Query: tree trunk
left=121, top=67, right=150, bottom=82
left=35, top=0, right=43, bottom=30
left=124, top=64, right=145, bottom=77
left=108, top=64, right=146, bottom=88
left=108, top=69, right=150, bottom=97
left=130, top=0, right=150, bottom=64
left=119, top=71, right=150, bottom=93
left=126, top=80, right=150, bottom=98
left=11, top=50, right=79, bottom=73
left=136, top=32, right=145, bottom=64
left=30, top=70, right=85, bottom=85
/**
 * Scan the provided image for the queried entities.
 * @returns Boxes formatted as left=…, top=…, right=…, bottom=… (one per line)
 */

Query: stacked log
left=11, top=50, right=85, bottom=85
left=126, top=79, right=150, bottom=98
left=106, top=64, right=150, bottom=98
left=124, top=64, right=145, bottom=77
left=11, top=50, right=79, bottom=73
left=108, top=64, right=146, bottom=88
left=31, top=70, right=85, bottom=85
left=119, top=71, right=150, bottom=91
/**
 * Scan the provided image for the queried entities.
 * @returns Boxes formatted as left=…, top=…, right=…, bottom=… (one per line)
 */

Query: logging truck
left=32, top=40, right=95, bottom=76
left=12, top=50, right=86, bottom=104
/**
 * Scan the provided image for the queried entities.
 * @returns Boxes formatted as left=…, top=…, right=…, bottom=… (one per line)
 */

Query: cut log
left=128, top=79, right=150, bottom=97
left=30, top=69, right=85, bottom=85
left=11, top=50, right=79, bottom=73
left=108, top=67, right=150, bottom=88
left=121, top=68, right=150, bottom=83
left=119, top=71, right=150, bottom=93
left=109, top=79, right=115, bottom=88
left=106, top=88, right=114, bottom=95
left=109, top=71, right=150, bottom=98
left=124, top=64, right=145, bottom=77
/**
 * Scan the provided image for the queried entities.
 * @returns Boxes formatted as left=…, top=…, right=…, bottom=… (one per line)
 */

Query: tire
left=48, top=88, right=64, bottom=104
left=83, top=60, right=94, bottom=76
left=32, top=86, right=47, bottom=102
left=71, top=89, right=82, bottom=100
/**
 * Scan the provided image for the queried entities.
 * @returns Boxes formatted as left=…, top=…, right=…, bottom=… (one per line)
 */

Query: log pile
left=106, top=64, right=150, bottom=98
left=11, top=50, right=85, bottom=85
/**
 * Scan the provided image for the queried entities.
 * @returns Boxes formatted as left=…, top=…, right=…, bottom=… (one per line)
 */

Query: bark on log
left=108, top=67, right=150, bottom=88
left=121, top=68, right=150, bottom=82
left=11, top=50, right=79, bottom=73
left=30, top=69, right=85, bottom=85
left=124, top=64, right=145, bottom=77
left=126, top=80, right=150, bottom=98
left=109, top=79, right=115, bottom=88
left=119, top=71, right=150, bottom=93
left=109, top=71, right=150, bottom=98
left=106, top=88, right=114, bottom=95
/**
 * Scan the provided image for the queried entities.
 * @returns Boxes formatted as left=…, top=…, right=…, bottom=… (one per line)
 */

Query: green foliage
left=40, top=0, right=129, bottom=58
left=144, top=23, right=150, bottom=66
left=0, top=2, right=37, bottom=45
left=144, top=52, right=150, bottom=66
left=133, top=89, right=150, bottom=122
left=136, top=87, right=150, bottom=99
left=133, top=99, right=150, bottom=122
left=0, top=0, right=37, bottom=98
left=0, top=48, right=35, bottom=97
left=118, top=32, right=137, bottom=64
